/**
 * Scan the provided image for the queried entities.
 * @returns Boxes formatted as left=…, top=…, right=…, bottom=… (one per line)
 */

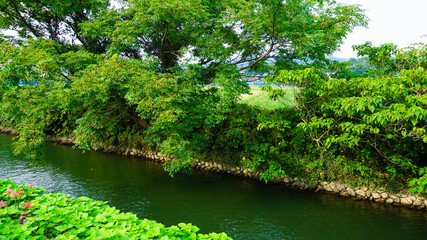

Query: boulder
left=347, top=188, right=356, bottom=197
left=413, top=199, right=423, bottom=207
left=340, top=191, right=349, bottom=197
left=372, top=192, right=381, bottom=199
left=380, top=192, right=389, bottom=199
left=324, top=185, right=332, bottom=192
left=390, top=195, right=399, bottom=202
left=336, top=183, right=346, bottom=192
left=401, top=197, right=413, bottom=206
left=355, top=189, right=366, bottom=197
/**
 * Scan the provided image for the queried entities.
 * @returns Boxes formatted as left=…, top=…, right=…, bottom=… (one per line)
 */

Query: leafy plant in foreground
left=0, top=179, right=231, bottom=239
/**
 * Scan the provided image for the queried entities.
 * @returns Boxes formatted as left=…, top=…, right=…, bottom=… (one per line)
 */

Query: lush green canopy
left=24, top=0, right=427, bottom=195
left=263, top=42, right=427, bottom=192
left=0, top=0, right=110, bottom=53
left=3, top=0, right=427, bottom=195
left=0, top=0, right=367, bottom=171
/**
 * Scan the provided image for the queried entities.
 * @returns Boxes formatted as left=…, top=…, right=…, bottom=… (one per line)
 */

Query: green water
left=1, top=133, right=426, bottom=240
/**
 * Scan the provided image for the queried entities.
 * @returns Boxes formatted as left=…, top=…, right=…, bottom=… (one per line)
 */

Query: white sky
left=334, top=0, right=427, bottom=58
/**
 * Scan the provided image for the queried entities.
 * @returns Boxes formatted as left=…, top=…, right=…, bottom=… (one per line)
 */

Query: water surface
left=1, top=133, right=426, bottom=239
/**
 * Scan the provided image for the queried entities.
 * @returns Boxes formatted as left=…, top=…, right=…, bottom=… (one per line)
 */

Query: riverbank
left=1, top=126, right=426, bottom=211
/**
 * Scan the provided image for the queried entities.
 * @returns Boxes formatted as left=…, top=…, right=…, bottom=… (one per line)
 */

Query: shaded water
left=1, top=133, right=426, bottom=239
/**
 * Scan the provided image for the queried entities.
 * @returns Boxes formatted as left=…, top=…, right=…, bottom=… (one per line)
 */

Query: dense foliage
left=3, top=0, right=427, bottom=196
left=263, top=42, right=427, bottom=192
left=346, top=57, right=370, bottom=74
left=0, top=0, right=366, bottom=173
left=0, top=179, right=231, bottom=239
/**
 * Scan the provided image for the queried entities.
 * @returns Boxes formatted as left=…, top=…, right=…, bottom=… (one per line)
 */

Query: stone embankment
left=1, top=126, right=426, bottom=210
left=317, top=181, right=427, bottom=209
left=122, top=149, right=427, bottom=210
left=0, top=127, right=18, bottom=135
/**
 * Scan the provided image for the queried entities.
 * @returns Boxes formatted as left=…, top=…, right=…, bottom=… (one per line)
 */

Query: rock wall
left=317, top=181, right=427, bottom=209
left=1, top=126, right=426, bottom=210
left=0, top=127, right=18, bottom=135
left=118, top=149, right=427, bottom=210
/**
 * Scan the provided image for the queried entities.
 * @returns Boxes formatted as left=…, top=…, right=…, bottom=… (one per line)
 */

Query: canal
left=1, top=133, right=426, bottom=239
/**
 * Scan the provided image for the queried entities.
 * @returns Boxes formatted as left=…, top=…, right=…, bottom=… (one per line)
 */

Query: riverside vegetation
left=0, top=0, right=426, bottom=225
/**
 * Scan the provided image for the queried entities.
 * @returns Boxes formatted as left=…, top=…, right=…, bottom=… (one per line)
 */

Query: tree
left=347, top=57, right=370, bottom=74
left=354, top=41, right=427, bottom=75
left=0, top=39, right=99, bottom=158
left=0, top=0, right=367, bottom=174
left=263, top=42, right=427, bottom=190
left=82, top=0, right=367, bottom=73
left=0, top=0, right=111, bottom=53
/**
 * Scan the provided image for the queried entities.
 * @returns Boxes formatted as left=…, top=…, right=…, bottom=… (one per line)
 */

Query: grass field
left=240, top=86, right=297, bottom=110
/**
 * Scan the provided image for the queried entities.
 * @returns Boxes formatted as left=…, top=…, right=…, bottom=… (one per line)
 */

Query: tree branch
left=8, top=1, right=42, bottom=37
left=237, top=42, right=276, bottom=71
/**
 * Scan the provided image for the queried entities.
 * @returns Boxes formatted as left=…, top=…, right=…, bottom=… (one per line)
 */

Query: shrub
left=263, top=43, right=427, bottom=192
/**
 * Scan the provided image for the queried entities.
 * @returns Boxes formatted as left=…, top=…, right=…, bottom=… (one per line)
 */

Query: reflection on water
left=1, top=133, right=427, bottom=240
